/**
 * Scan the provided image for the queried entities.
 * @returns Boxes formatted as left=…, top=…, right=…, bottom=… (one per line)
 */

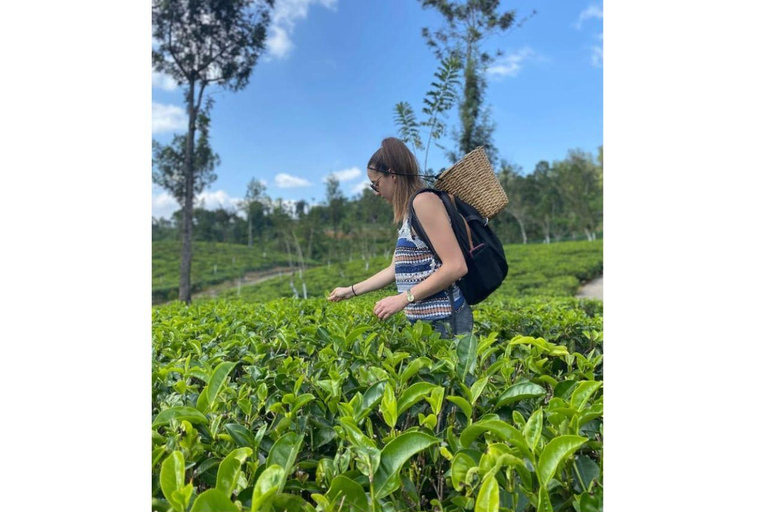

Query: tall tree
left=498, top=160, right=534, bottom=244
left=152, top=106, right=220, bottom=231
left=419, top=0, right=523, bottom=165
left=552, top=149, right=602, bottom=241
left=152, top=0, right=274, bottom=303
left=239, top=178, right=267, bottom=248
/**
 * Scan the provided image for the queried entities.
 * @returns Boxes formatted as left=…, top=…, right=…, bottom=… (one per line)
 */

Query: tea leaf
left=266, top=432, right=304, bottom=493
left=216, top=447, right=252, bottom=497
left=160, top=451, right=186, bottom=512
left=189, top=489, right=239, bottom=512
left=450, top=452, right=476, bottom=491
left=397, top=382, right=438, bottom=417
left=250, top=465, right=284, bottom=512
left=456, top=334, right=478, bottom=383
left=326, top=475, right=369, bottom=512
left=447, top=395, right=472, bottom=421
left=475, top=473, right=500, bottom=512
left=459, top=420, right=531, bottom=458
left=373, top=432, right=440, bottom=499
left=570, top=381, right=602, bottom=411
left=153, top=407, right=208, bottom=427
left=537, top=435, right=588, bottom=488
left=496, top=381, right=546, bottom=409
left=523, top=409, right=544, bottom=452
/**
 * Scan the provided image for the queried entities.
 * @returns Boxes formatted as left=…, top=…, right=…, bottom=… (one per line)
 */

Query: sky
left=152, top=0, right=603, bottom=220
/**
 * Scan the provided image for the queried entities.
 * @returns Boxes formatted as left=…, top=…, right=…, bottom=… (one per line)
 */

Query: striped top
left=394, top=215, right=465, bottom=321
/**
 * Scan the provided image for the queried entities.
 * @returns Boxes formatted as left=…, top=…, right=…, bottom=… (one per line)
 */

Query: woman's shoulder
left=412, top=190, right=445, bottom=213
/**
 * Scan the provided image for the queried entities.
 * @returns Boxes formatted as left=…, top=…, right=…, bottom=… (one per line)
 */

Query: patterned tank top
left=394, top=215, right=465, bottom=321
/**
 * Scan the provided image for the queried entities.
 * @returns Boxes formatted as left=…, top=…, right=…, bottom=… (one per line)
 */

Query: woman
left=328, top=137, right=473, bottom=338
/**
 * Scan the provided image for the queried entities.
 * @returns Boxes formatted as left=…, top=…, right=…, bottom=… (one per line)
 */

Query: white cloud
left=152, top=71, right=178, bottom=91
left=266, top=0, right=338, bottom=60
left=152, top=188, right=178, bottom=220
left=350, top=179, right=369, bottom=196
left=275, top=173, right=312, bottom=188
left=591, top=45, right=603, bottom=67
left=327, top=166, right=362, bottom=182
left=197, top=190, right=242, bottom=211
left=151, top=187, right=245, bottom=220
left=576, top=4, right=603, bottom=30
left=487, top=47, right=535, bottom=78
left=152, top=102, right=186, bottom=134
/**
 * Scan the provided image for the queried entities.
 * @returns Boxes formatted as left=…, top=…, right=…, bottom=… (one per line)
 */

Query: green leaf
left=380, top=383, right=398, bottom=429
left=397, top=382, right=438, bottom=417
left=553, top=380, right=579, bottom=400
left=216, top=447, right=252, bottom=497
left=224, top=423, right=254, bottom=449
left=373, top=432, right=440, bottom=499
left=570, top=381, right=602, bottom=411
left=574, top=455, right=601, bottom=493
left=537, top=435, right=588, bottom=488
left=523, top=409, right=544, bottom=452
left=459, top=420, right=531, bottom=458
left=292, top=393, right=316, bottom=413
left=469, top=377, right=489, bottom=405
left=399, top=357, right=432, bottom=385
left=456, top=333, right=478, bottom=383
left=272, top=493, right=316, bottom=512
left=190, top=489, right=239, bottom=512
left=206, top=361, right=237, bottom=407
left=153, top=407, right=208, bottom=427
left=475, top=474, right=500, bottom=512
left=355, top=380, right=387, bottom=422
left=266, top=432, right=304, bottom=493
left=495, top=381, right=546, bottom=409
left=250, top=465, right=284, bottom=512
left=447, top=395, right=473, bottom=421
left=325, top=475, right=369, bottom=512
left=450, top=452, right=476, bottom=491
left=537, top=486, right=553, bottom=512
left=160, top=451, right=186, bottom=512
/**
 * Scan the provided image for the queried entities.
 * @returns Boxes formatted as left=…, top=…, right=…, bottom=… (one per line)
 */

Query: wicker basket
left=434, top=146, right=508, bottom=218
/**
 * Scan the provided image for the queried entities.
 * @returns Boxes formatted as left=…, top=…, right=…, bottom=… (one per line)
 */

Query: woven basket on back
left=434, top=146, right=508, bottom=218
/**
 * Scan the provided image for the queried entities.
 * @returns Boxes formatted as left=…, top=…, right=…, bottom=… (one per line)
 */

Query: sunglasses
left=369, top=174, right=384, bottom=193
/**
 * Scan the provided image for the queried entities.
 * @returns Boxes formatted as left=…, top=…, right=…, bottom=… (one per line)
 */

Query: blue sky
left=152, top=0, right=603, bottom=219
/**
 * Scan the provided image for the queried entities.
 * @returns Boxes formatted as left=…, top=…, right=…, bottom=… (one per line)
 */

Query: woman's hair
left=367, top=137, right=425, bottom=223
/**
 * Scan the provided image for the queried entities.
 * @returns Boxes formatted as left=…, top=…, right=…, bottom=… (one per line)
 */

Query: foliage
left=152, top=242, right=316, bottom=304
left=214, top=240, right=601, bottom=304
left=152, top=296, right=602, bottom=511
left=152, top=0, right=275, bottom=303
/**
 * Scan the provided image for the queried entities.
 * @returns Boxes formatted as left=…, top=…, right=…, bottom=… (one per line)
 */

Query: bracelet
left=351, top=284, right=357, bottom=296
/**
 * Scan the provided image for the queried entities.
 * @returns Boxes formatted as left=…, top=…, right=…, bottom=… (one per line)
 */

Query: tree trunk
left=179, top=80, right=197, bottom=304
left=515, top=217, right=527, bottom=245
left=248, top=211, right=253, bottom=247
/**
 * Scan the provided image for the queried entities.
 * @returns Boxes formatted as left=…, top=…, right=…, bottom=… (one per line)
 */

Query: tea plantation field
left=152, top=241, right=603, bottom=512
left=153, top=242, right=317, bottom=304
left=216, top=240, right=603, bottom=302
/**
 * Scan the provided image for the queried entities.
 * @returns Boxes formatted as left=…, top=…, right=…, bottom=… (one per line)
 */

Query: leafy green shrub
left=152, top=296, right=603, bottom=512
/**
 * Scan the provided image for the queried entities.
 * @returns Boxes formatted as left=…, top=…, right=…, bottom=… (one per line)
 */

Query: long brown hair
left=367, top=137, right=425, bottom=223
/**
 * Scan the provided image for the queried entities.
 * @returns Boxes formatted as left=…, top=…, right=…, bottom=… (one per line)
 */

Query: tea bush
left=217, top=240, right=603, bottom=303
left=152, top=296, right=603, bottom=512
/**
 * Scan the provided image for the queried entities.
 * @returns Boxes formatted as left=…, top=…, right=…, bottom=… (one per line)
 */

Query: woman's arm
left=328, top=257, right=396, bottom=302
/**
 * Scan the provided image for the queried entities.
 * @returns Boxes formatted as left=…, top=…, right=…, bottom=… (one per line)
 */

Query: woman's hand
left=328, top=286, right=355, bottom=302
left=373, top=293, right=408, bottom=320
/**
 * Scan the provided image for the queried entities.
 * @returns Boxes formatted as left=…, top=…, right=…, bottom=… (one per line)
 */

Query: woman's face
left=367, top=168, right=395, bottom=204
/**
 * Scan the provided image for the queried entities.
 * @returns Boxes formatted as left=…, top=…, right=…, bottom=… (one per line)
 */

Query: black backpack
left=408, top=188, right=508, bottom=305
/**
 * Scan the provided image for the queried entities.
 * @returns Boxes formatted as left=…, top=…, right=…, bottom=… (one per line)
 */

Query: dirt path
left=192, top=266, right=296, bottom=300
left=576, top=275, right=603, bottom=300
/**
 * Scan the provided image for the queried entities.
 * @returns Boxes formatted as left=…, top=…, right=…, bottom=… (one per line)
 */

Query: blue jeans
left=410, top=302, right=474, bottom=339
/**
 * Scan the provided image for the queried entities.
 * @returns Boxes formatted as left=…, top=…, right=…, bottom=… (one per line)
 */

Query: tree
left=552, top=149, right=602, bottom=241
left=393, top=54, right=462, bottom=172
left=239, top=178, right=267, bottom=247
left=498, top=160, right=534, bottom=244
left=529, top=160, right=562, bottom=244
left=420, top=0, right=526, bottom=165
left=152, top=106, right=220, bottom=233
left=152, top=0, right=274, bottom=303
